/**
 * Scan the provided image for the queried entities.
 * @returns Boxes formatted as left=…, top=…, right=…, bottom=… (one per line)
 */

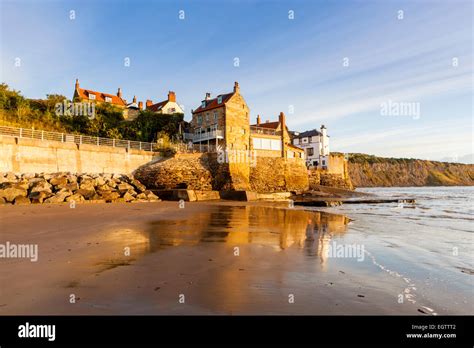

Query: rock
left=98, top=191, right=120, bottom=202
left=30, top=180, right=52, bottom=193
left=0, top=196, right=7, bottom=204
left=5, top=172, right=18, bottom=182
left=144, top=190, right=160, bottom=201
left=65, top=193, right=85, bottom=203
left=117, top=182, right=134, bottom=193
left=94, top=176, right=106, bottom=186
left=130, top=179, right=147, bottom=193
left=28, top=191, right=53, bottom=203
left=122, top=192, right=135, bottom=202
left=14, top=196, right=30, bottom=205
left=79, top=179, right=95, bottom=191
left=58, top=182, right=78, bottom=191
left=49, top=176, right=68, bottom=187
left=0, top=185, right=28, bottom=202
left=16, top=179, right=30, bottom=190
left=136, top=193, right=147, bottom=200
left=76, top=189, right=96, bottom=200
left=44, top=190, right=72, bottom=203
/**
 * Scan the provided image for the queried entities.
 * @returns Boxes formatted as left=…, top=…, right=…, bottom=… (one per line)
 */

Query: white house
left=146, top=91, right=184, bottom=114
left=292, top=125, right=329, bottom=168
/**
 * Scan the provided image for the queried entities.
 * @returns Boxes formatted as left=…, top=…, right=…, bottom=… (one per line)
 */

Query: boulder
left=30, top=180, right=52, bottom=193
left=144, top=190, right=160, bottom=201
left=79, top=179, right=96, bottom=191
left=0, top=196, right=7, bottom=204
left=44, top=190, right=72, bottom=204
left=14, top=196, right=30, bottom=205
left=0, top=185, right=28, bottom=202
left=130, top=179, right=147, bottom=193
left=98, top=191, right=120, bottom=202
left=117, top=182, right=134, bottom=193
left=28, top=191, right=54, bottom=204
left=76, top=189, right=96, bottom=200
left=49, top=176, right=68, bottom=187
left=122, top=191, right=136, bottom=202
left=14, top=196, right=31, bottom=205
left=65, top=193, right=85, bottom=203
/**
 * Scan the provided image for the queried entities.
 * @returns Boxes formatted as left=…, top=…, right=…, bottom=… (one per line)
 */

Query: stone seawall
left=0, top=135, right=161, bottom=174
left=135, top=153, right=310, bottom=193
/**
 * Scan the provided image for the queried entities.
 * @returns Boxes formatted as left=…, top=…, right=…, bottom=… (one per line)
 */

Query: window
left=294, top=139, right=299, bottom=145
left=89, top=93, right=96, bottom=100
left=302, top=137, right=308, bottom=143
left=206, top=113, right=209, bottom=122
left=214, top=111, right=218, bottom=121
left=217, top=96, right=222, bottom=104
left=169, top=107, right=176, bottom=113
left=197, top=115, right=202, bottom=125
left=240, top=128, right=246, bottom=134
left=105, top=96, right=112, bottom=103
left=201, top=101, right=206, bottom=108
left=322, top=160, right=326, bottom=165
left=306, top=148, right=314, bottom=156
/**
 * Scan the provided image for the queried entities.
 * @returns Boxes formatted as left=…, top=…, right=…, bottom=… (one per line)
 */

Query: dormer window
left=89, top=93, right=96, bottom=100
left=105, top=96, right=112, bottom=103
left=217, top=96, right=222, bottom=104
left=201, top=101, right=206, bottom=108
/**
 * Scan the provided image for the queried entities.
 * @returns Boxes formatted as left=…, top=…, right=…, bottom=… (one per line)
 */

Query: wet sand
left=0, top=201, right=447, bottom=315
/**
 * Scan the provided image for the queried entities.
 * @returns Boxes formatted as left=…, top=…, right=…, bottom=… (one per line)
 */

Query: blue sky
left=1, top=0, right=472, bottom=161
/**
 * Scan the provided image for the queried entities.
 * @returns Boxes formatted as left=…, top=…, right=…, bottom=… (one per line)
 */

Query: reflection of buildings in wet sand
left=142, top=206, right=349, bottom=260
left=103, top=206, right=349, bottom=266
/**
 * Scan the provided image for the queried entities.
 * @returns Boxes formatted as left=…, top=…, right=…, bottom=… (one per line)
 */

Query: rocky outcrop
left=0, top=172, right=160, bottom=205
left=347, top=153, right=474, bottom=187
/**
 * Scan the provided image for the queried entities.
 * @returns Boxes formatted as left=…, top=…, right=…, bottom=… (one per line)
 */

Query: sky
left=1, top=0, right=472, bottom=162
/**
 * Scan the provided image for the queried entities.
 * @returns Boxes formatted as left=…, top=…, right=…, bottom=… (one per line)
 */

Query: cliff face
left=347, top=154, right=474, bottom=187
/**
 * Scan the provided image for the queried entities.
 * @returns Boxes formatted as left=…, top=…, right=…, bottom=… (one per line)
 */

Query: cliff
left=347, top=153, right=474, bottom=187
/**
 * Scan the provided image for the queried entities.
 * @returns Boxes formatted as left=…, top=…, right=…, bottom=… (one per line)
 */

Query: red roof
left=250, top=121, right=280, bottom=129
left=147, top=100, right=168, bottom=112
left=192, top=93, right=234, bottom=114
left=76, top=87, right=126, bottom=107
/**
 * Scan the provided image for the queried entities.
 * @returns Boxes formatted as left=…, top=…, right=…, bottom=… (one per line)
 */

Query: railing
left=250, top=126, right=281, bottom=136
left=0, top=125, right=160, bottom=152
left=191, top=129, right=224, bottom=142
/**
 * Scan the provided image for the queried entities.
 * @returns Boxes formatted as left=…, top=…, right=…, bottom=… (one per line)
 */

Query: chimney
left=133, top=95, right=137, bottom=103
left=320, top=124, right=327, bottom=137
left=256, top=115, right=261, bottom=126
left=117, top=88, right=122, bottom=98
left=138, top=101, right=143, bottom=110
left=75, top=79, right=79, bottom=89
left=205, top=92, right=211, bottom=101
left=146, top=99, right=153, bottom=108
left=279, top=112, right=286, bottom=130
left=233, top=81, right=240, bottom=93
left=168, top=91, right=176, bottom=102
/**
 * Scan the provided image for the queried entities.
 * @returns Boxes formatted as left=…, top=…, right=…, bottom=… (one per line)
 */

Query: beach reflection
left=104, top=206, right=350, bottom=266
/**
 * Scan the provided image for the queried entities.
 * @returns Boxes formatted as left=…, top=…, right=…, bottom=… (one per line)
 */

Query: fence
left=0, top=125, right=218, bottom=154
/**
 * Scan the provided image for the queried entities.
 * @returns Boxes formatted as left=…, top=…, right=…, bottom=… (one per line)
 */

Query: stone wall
left=0, top=136, right=161, bottom=174
left=308, top=154, right=353, bottom=190
left=249, top=157, right=309, bottom=193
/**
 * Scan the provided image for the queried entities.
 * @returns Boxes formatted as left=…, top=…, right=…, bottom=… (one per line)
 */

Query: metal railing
left=191, top=129, right=224, bottom=142
left=250, top=126, right=281, bottom=136
left=0, top=125, right=160, bottom=152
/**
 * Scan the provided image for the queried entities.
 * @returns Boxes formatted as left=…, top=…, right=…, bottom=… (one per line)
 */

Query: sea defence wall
left=134, top=153, right=310, bottom=193
left=308, top=154, right=353, bottom=190
left=0, top=135, right=162, bottom=174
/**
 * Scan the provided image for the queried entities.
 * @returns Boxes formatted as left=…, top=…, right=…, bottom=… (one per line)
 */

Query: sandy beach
left=2, top=198, right=468, bottom=315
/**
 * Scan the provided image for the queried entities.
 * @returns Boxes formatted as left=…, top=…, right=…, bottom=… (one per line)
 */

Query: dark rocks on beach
left=0, top=172, right=160, bottom=205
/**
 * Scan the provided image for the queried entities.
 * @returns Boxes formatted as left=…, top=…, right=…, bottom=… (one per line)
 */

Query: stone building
left=146, top=91, right=184, bottom=115
left=189, top=81, right=304, bottom=160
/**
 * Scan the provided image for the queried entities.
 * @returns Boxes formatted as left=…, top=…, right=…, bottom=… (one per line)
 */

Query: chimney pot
left=117, top=88, right=122, bottom=98
left=233, top=81, right=240, bottom=93
left=133, top=95, right=137, bottom=103
left=256, top=114, right=261, bottom=126
left=205, top=92, right=211, bottom=101
left=168, top=91, right=176, bottom=102
left=138, top=101, right=143, bottom=110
